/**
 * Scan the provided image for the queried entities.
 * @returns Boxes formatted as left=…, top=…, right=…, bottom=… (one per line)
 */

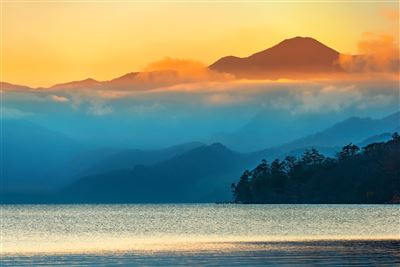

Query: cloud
left=144, top=58, right=206, bottom=73
left=381, top=8, right=399, bottom=23
left=142, top=57, right=233, bottom=82
left=128, top=77, right=398, bottom=114
left=50, top=95, right=69, bottom=102
left=1, top=106, right=33, bottom=119
left=3, top=65, right=398, bottom=117
left=127, top=102, right=165, bottom=114
left=289, top=85, right=363, bottom=113
left=338, top=33, right=399, bottom=73
left=336, top=8, right=399, bottom=74
left=204, top=93, right=249, bottom=106
left=88, top=102, right=113, bottom=116
left=233, top=79, right=396, bottom=113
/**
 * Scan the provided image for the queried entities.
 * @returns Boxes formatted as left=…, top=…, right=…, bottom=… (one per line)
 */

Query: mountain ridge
left=254, top=111, right=400, bottom=158
left=1, top=36, right=351, bottom=90
left=59, top=142, right=256, bottom=203
left=2, top=111, right=399, bottom=203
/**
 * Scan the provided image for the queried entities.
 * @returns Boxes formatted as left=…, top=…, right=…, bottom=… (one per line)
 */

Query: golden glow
left=2, top=2, right=398, bottom=87
left=3, top=235, right=399, bottom=255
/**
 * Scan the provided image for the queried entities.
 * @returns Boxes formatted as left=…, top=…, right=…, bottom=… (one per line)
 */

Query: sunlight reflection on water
left=1, top=204, right=399, bottom=266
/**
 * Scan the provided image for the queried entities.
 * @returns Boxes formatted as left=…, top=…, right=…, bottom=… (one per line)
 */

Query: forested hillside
left=232, top=133, right=400, bottom=204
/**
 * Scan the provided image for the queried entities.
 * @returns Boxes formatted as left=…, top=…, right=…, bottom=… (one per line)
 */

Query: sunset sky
left=2, top=1, right=399, bottom=87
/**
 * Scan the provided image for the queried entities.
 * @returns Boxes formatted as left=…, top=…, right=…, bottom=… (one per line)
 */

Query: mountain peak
left=270, top=36, right=338, bottom=53
left=209, top=36, right=343, bottom=79
left=82, top=78, right=97, bottom=82
left=176, top=142, right=236, bottom=161
left=279, top=36, right=317, bottom=44
left=282, top=36, right=319, bottom=42
left=50, top=78, right=100, bottom=89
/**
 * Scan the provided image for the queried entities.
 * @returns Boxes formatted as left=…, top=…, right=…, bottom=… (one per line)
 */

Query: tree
left=232, top=170, right=253, bottom=203
left=232, top=135, right=399, bottom=204
left=336, top=143, right=360, bottom=161
left=392, top=132, right=399, bottom=141
left=302, top=148, right=325, bottom=165
left=271, top=159, right=286, bottom=193
left=252, top=159, right=269, bottom=176
left=283, top=155, right=298, bottom=178
left=363, top=142, right=384, bottom=155
left=251, top=159, right=271, bottom=203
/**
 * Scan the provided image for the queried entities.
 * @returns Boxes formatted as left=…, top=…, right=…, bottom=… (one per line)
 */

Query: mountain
left=0, top=81, right=34, bottom=91
left=4, top=111, right=398, bottom=203
left=209, top=36, right=344, bottom=79
left=2, top=119, right=82, bottom=192
left=56, top=111, right=400, bottom=203
left=50, top=78, right=102, bottom=90
left=59, top=143, right=259, bottom=203
left=212, top=111, right=336, bottom=152
left=255, top=111, right=400, bottom=159
left=358, top=132, right=397, bottom=147
left=280, top=111, right=399, bottom=148
left=103, top=72, right=139, bottom=89
left=77, top=142, right=204, bottom=177
left=103, top=70, right=182, bottom=90
left=2, top=36, right=351, bottom=90
left=1, top=120, right=203, bottom=194
left=1, top=70, right=186, bottom=92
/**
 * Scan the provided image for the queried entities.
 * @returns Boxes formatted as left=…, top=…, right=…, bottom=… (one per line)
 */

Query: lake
left=1, top=204, right=399, bottom=266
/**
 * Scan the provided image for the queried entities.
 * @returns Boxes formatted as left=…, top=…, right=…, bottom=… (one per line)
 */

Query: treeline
left=231, top=133, right=400, bottom=204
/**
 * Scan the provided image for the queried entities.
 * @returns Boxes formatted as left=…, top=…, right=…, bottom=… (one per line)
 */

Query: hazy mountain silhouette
left=212, top=111, right=334, bottom=152
left=209, top=36, right=344, bottom=79
left=358, top=132, right=397, bottom=147
left=2, top=119, right=82, bottom=192
left=58, top=110, right=399, bottom=203
left=103, top=70, right=185, bottom=90
left=60, top=143, right=258, bottom=203
left=50, top=78, right=102, bottom=90
left=78, top=142, right=204, bottom=176
left=3, top=111, right=398, bottom=203
left=269, top=131, right=397, bottom=159
left=280, top=112, right=399, bottom=147
left=255, top=111, right=400, bottom=159
left=1, top=36, right=351, bottom=91
left=22, top=70, right=197, bottom=91
left=1, top=119, right=204, bottom=195
left=103, top=72, right=139, bottom=89
left=0, top=81, right=34, bottom=91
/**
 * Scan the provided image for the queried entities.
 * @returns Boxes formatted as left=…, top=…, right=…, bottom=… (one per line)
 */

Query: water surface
left=1, top=204, right=399, bottom=266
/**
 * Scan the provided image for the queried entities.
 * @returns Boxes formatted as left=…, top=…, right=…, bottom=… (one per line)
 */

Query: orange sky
left=1, top=1, right=398, bottom=87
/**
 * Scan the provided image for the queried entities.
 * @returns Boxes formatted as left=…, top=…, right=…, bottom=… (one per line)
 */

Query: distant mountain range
left=60, top=143, right=255, bottom=203
left=258, top=111, right=400, bottom=158
left=2, top=119, right=82, bottom=192
left=262, top=112, right=400, bottom=155
left=47, top=70, right=189, bottom=91
left=76, top=142, right=204, bottom=177
left=1, top=81, right=35, bottom=91
left=2, top=111, right=399, bottom=203
left=358, top=132, right=395, bottom=147
left=211, top=111, right=334, bottom=152
left=1, top=119, right=203, bottom=193
left=2, top=36, right=353, bottom=91
left=60, top=111, right=399, bottom=203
